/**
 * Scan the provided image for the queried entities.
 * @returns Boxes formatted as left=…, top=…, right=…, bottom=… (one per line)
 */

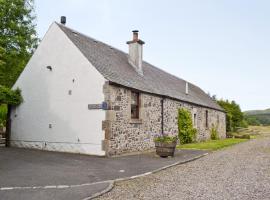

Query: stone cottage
left=10, top=18, right=226, bottom=156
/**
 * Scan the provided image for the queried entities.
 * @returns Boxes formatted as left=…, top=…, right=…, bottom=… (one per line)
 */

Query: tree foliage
left=178, top=108, right=197, bottom=144
left=0, top=104, right=7, bottom=128
left=244, top=114, right=270, bottom=126
left=0, top=85, right=23, bottom=105
left=244, top=109, right=270, bottom=126
left=217, top=99, right=246, bottom=132
left=0, top=0, right=38, bottom=87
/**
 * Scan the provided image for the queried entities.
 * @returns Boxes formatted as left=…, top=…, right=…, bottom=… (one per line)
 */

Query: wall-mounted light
left=46, top=66, right=52, bottom=71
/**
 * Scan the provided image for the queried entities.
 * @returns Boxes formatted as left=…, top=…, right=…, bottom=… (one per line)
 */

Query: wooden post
left=5, top=105, right=11, bottom=147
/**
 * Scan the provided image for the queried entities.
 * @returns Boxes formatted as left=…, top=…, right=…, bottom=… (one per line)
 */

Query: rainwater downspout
left=161, top=97, right=164, bottom=135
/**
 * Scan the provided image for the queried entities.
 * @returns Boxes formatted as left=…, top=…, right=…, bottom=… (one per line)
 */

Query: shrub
left=154, top=135, right=178, bottom=143
left=234, top=134, right=251, bottom=139
left=0, top=104, right=7, bottom=128
left=226, top=132, right=233, bottom=138
left=0, top=86, right=23, bottom=105
left=178, top=108, right=197, bottom=144
left=210, top=126, right=219, bottom=140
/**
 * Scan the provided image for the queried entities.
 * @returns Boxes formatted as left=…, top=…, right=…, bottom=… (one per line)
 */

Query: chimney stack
left=185, top=82, right=189, bottom=95
left=60, top=16, right=66, bottom=25
left=127, top=30, right=145, bottom=76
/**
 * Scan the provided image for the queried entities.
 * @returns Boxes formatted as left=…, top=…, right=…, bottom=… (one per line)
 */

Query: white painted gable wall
left=10, top=23, right=106, bottom=155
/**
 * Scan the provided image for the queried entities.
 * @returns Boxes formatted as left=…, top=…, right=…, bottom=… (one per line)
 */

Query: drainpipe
left=161, top=98, right=164, bottom=135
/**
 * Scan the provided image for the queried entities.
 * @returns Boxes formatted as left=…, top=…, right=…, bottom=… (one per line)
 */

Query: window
left=193, top=113, right=197, bottom=128
left=131, top=91, right=139, bottom=119
left=205, top=110, right=209, bottom=128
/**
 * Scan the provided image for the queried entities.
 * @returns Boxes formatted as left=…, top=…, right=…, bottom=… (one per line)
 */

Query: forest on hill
left=244, top=108, right=270, bottom=126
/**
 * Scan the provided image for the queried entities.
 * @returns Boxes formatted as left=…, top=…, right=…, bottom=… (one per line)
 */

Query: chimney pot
left=60, top=16, right=66, bottom=25
left=132, top=30, right=139, bottom=41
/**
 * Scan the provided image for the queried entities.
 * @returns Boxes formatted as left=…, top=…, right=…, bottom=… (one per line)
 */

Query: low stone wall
left=103, top=83, right=226, bottom=156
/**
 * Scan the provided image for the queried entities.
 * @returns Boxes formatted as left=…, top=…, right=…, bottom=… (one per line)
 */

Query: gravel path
left=97, top=135, right=270, bottom=200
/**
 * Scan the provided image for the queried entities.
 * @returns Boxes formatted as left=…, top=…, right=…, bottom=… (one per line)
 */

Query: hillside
left=245, top=108, right=270, bottom=115
left=244, top=108, right=270, bottom=125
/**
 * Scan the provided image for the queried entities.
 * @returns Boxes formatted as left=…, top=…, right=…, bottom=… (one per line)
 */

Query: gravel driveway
left=97, top=135, right=270, bottom=200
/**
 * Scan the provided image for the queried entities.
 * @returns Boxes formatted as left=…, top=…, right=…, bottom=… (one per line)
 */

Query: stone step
left=0, top=138, right=6, bottom=145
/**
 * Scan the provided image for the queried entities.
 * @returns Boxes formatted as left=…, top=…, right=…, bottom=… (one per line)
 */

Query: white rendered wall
left=10, top=23, right=106, bottom=155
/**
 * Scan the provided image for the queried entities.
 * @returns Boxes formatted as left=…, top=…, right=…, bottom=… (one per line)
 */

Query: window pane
left=131, top=92, right=139, bottom=119
left=131, top=92, right=138, bottom=105
left=131, top=105, right=138, bottom=118
left=193, top=114, right=197, bottom=127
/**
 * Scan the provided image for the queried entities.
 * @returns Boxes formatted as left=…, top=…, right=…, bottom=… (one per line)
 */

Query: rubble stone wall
left=102, top=83, right=226, bottom=156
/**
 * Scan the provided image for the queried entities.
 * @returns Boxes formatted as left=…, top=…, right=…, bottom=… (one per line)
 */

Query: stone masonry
left=102, top=82, right=226, bottom=156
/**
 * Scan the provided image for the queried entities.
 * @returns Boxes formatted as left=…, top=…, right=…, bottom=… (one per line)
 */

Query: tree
left=0, top=0, right=38, bottom=88
left=217, top=99, right=245, bottom=132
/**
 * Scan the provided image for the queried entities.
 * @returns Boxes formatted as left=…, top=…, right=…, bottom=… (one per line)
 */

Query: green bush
left=210, top=126, right=219, bottom=140
left=178, top=108, right=197, bottom=144
left=0, top=104, right=7, bottom=128
left=234, top=134, right=251, bottom=139
left=154, top=135, right=178, bottom=143
left=0, top=85, right=23, bottom=129
left=0, top=85, right=23, bottom=105
left=226, top=132, right=233, bottom=138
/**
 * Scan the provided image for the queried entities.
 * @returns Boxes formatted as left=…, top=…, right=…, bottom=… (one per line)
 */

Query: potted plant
left=154, top=135, right=178, bottom=158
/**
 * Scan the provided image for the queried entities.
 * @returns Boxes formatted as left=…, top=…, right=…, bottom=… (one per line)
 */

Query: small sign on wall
left=88, top=102, right=108, bottom=110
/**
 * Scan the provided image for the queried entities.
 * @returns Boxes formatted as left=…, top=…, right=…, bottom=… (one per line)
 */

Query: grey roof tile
left=57, top=23, right=223, bottom=111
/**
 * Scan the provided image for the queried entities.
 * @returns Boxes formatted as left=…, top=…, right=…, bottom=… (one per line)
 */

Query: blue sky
left=35, top=0, right=270, bottom=111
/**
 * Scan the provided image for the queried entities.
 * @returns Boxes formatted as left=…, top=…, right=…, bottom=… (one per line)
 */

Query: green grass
left=177, top=138, right=248, bottom=151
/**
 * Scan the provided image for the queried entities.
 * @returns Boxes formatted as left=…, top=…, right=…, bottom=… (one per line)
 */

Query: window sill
left=129, top=119, right=143, bottom=124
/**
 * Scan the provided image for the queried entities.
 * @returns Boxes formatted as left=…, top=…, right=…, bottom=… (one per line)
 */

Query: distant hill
left=244, top=108, right=270, bottom=125
left=245, top=108, right=270, bottom=115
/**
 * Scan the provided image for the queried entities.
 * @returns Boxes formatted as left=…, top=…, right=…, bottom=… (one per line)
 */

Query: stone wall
left=103, top=82, right=226, bottom=156
left=163, top=99, right=226, bottom=141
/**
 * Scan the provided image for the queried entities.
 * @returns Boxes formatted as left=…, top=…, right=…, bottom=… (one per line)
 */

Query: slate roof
left=57, top=23, right=223, bottom=111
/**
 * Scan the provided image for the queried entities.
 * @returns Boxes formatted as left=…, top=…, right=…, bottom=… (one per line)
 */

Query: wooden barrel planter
left=155, top=141, right=177, bottom=158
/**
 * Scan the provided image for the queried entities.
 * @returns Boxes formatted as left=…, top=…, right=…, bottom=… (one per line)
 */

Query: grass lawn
left=177, top=126, right=270, bottom=151
left=177, top=138, right=248, bottom=151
